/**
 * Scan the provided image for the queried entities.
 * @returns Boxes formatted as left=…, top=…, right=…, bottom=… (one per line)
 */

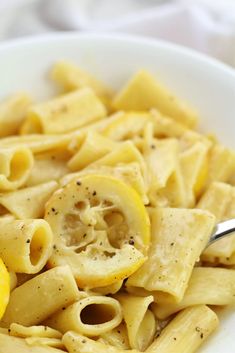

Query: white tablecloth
left=0, top=0, right=235, bottom=66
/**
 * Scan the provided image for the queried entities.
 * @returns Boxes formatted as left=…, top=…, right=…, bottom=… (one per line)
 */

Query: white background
left=0, top=0, right=235, bottom=66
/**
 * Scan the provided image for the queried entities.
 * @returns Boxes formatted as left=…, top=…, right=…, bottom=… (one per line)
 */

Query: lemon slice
left=45, top=174, right=150, bottom=288
left=0, top=258, right=10, bottom=319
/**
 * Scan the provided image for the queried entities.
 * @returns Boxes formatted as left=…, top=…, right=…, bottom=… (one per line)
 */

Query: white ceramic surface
left=0, top=33, right=234, bottom=352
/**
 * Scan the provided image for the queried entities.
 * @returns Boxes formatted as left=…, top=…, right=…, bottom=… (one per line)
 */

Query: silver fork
left=208, top=219, right=235, bottom=246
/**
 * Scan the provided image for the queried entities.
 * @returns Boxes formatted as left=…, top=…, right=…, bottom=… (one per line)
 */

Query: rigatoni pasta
left=9, top=323, right=62, bottom=339
left=112, top=70, right=198, bottom=128
left=0, top=333, right=65, bottom=353
left=0, top=93, right=32, bottom=137
left=0, top=181, right=58, bottom=219
left=21, top=88, right=107, bottom=134
left=0, top=146, right=33, bottom=190
left=1, top=266, right=79, bottom=327
left=45, top=296, right=122, bottom=336
left=126, top=208, right=215, bottom=303
left=115, top=293, right=156, bottom=351
left=152, top=267, right=235, bottom=319
left=62, top=331, right=136, bottom=353
left=0, top=219, right=53, bottom=274
left=0, top=63, right=234, bottom=353
left=145, top=305, right=219, bottom=353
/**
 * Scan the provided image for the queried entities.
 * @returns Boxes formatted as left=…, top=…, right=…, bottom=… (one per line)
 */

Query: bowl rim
left=0, top=31, right=235, bottom=79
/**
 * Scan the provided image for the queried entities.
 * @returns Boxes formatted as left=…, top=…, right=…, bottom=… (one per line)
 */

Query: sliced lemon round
left=0, top=258, right=10, bottom=320
left=45, top=174, right=150, bottom=288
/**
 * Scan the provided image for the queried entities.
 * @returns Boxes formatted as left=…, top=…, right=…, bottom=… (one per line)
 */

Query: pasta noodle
left=62, top=331, right=136, bottom=353
left=0, top=146, right=33, bottom=190
left=126, top=208, right=215, bottom=302
left=0, top=333, right=65, bottom=353
left=152, top=267, right=235, bottom=319
left=0, top=64, right=234, bottom=353
left=198, top=182, right=235, bottom=264
left=21, top=88, right=107, bottom=134
left=0, top=133, right=76, bottom=153
left=25, top=337, right=64, bottom=349
left=145, top=305, right=218, bottom=353
left=51, top=60, right=111, bottom=101
left=112, top=70, right=198, bottom=128
left=45, top=295, right=122, bottom=336
left=180, top=141, right=209, bottom=206
left=0, top=181, right=58, bottom=219
left=26, top=150, right=70, bottom=186
left=1, top=266, right=79, bottom=327
left=68, top=131, right=117, bottom=171
left=115, top=293, right=156, bottom=351
left=0, top=93, right=32, bottom=137
left=208, top=144, right=235, bottom=183
left=9, top=323, right=62, bottom=338
left=99, top=323, right=130, bottom=349
left=145, top=138, right=186, bottom=207
left=0, top=219, right=53, bottom=274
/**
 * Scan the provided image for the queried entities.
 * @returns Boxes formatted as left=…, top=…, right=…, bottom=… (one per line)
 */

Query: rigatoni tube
left=115, top=293, right=156, bottom=351
left=152, top=267, right=235, bottom=319
left=1, top=266, right=80, bottom=327
left=0, top=219, right=53, bottom=274
left=146, top=305, right=218, bottom=353
left=21, top=88, right=107, bottom=134
left=45, top=296, right=122, bottom=337
left=62, top=331, right=137, bottom=353
left=0, top=333, right=65, bottom=353
left=0, top=146, right=33, bottom=190
left=127, top=208, right=215, bottom=303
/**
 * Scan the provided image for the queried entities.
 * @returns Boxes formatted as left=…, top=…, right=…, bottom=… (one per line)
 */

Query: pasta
left=68, top=131, right=117, bottom=171
left=0, top=333, right=65, bottom=353
left=51, top=60, right=111, bottom=102
left=152, top=267, right=235, bottom=319
left=25, top=150, right=70, bottom=186
left=197, top=182, right=235, bottom=264
left=0, top=146, right=34, bottom=190
left=21, top=88, right=107, bottom=134
left=0, top=219, right=53, bottom=273
left=126, top=208, right=215, bottom=303
left=112, top=70, right=198, bottom=128
left=99, top=323, right=130, bottom=349
left=1, top=266, right=79, bottom=327
left=9, top=323, right=62, bottom=338
left=0, top=63, right=234, bottom=353
left=145, top=305, right=219, bottom=353
left=0, top=181, right=58, bottom=219
left=115, top=293, right=156, bottom=351
left=0, top=93, right=32, bottom=137
left=45, top=295, right=123, bottom=336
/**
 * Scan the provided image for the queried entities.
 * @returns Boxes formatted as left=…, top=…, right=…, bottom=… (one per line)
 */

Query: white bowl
left=0, top=33, right=235, bottom=352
